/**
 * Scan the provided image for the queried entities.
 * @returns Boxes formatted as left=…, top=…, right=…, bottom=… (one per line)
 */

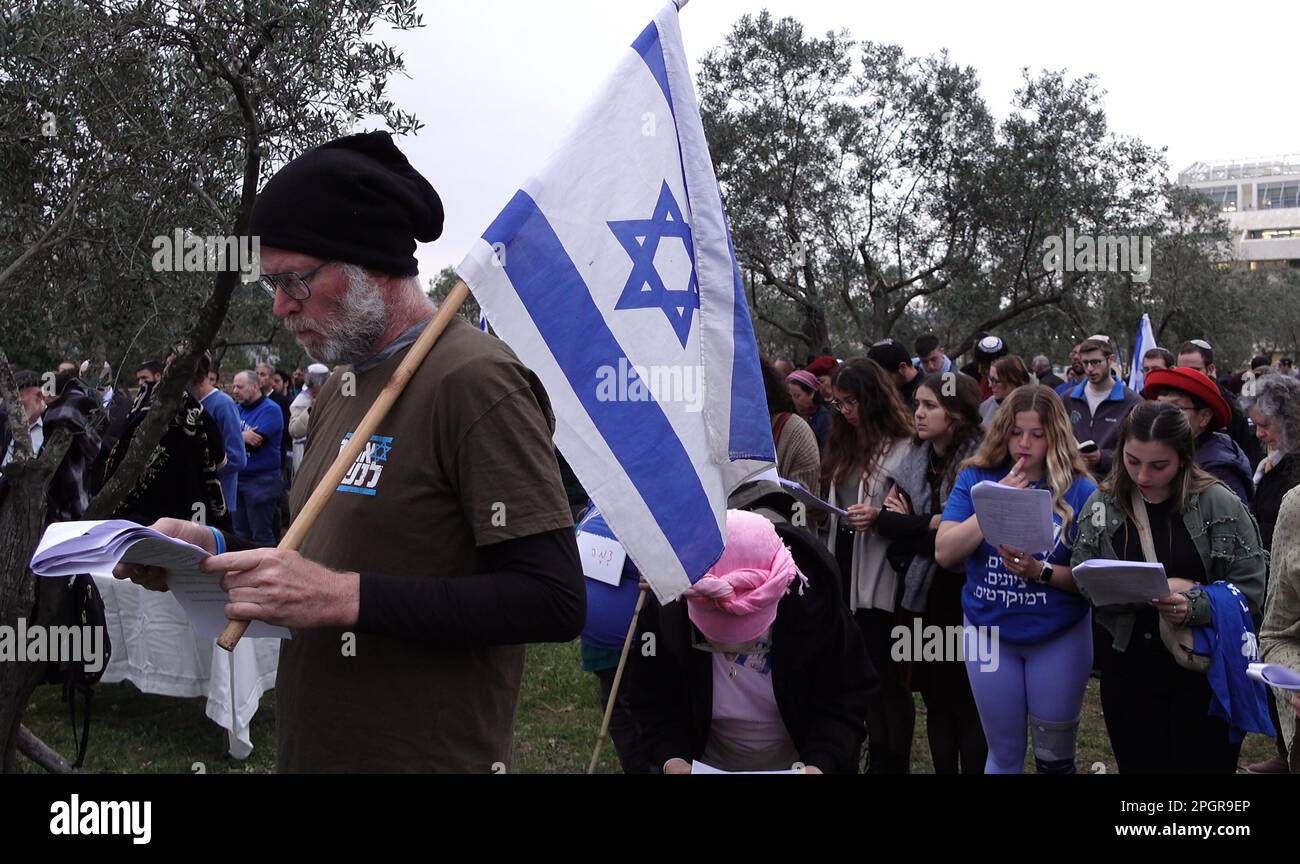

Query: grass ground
left=18, top=639, right=1276, bottom=773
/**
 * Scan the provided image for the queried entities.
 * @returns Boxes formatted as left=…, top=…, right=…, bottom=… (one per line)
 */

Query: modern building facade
left=1179, top=155, right=1300, bottom=269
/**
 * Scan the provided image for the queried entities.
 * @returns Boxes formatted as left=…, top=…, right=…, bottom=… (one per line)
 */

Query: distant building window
left=1258, top=181, right=1300, bottom=209
left=1197, top=185, right=1238, bottom=211
left=1246, top=227, right=1300, bottom=240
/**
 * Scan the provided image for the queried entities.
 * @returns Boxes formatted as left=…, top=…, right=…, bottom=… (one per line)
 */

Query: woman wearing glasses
left=935, top=385, right=1097, bottom=773
left=625, top=510, right=872, bottom=773
left=821, top=358, right=916, bottom=772
left=979, top=355, right=1031, bottom=429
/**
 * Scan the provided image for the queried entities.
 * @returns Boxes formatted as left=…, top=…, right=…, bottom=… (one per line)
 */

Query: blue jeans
left=234, top=471, right=282, bottom=545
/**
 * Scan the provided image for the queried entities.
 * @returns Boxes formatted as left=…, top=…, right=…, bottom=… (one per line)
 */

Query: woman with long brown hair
left=821, top=358, right=915, bottom=773
left=1071, top=400, right=1268, bottom=773
left=980, top=355, right=1031, bottom=428
left=876, top=371, right=987, bottom=772
left=935, top=385, right=1097, bottom=773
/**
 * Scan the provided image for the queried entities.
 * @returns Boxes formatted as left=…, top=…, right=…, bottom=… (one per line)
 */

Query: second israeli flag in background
left=458, top=0, right=775, bottom=601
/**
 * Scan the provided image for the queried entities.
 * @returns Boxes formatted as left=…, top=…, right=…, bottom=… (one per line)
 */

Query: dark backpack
left=40, top=573, right=111, bottom=769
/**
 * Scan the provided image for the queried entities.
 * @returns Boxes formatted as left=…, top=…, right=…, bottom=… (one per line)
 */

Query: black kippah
left=250, top=131, right=443, bottom=277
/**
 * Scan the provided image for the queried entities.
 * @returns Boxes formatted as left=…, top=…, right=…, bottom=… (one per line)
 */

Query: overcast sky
left=365, top=0, right=1299, bottom=281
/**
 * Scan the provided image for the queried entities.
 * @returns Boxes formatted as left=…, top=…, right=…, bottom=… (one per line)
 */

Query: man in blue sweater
left=232, top=368, right=283, bottom=544
left=187, top=350, right=245, bottom=524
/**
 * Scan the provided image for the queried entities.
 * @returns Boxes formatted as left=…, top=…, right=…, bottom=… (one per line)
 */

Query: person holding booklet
left=935, top=385, right=1096, bottom=773
left=821, top=358, right=915, bottom=773
left=876, top=371, right=987, bottom=773
left=1071, top=401, right=1266, bottom=773
left=625, top=510, right=872, bottom=774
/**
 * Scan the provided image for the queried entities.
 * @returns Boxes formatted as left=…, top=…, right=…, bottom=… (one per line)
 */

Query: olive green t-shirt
left=278, top=316, right=573, bottom=773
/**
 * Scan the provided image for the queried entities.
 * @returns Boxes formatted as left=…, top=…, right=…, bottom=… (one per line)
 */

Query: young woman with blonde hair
left=935, top=384, right=1097, bottom=773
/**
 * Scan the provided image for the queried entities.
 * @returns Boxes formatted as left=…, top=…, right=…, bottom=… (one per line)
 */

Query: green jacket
left=1261, top=486, right=1300, bottom=772
left=1070, top=483, right=1267, bottom=652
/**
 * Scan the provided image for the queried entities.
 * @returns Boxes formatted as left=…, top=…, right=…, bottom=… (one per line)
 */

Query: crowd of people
left=585, top=330, right=1300, bottom=774
left=13, top=130, right=1300, bottom=775
left=2, top=352, right=333, bottom=551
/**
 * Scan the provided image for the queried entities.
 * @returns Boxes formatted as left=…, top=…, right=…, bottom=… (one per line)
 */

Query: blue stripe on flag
left=483, top=190, right=719, bottom=578
left=632, top=22, right=674, bottom=119
left=722, top=206, right=774, bottom=459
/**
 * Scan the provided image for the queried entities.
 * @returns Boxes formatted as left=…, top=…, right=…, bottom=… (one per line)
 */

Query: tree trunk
left=0, top=427, right=76, bottom=773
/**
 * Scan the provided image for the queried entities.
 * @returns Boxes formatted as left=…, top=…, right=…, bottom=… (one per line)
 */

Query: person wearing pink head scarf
left=625, top=510, right=873, bottom=773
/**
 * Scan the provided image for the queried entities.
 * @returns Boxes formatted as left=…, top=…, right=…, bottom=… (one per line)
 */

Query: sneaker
left=1244, top=756, right=1289, bottom=774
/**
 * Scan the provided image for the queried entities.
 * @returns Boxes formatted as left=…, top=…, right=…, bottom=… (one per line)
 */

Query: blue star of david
left=370, top=439, right=392, bottom=462
left=607, top=180, right=700, bottom=347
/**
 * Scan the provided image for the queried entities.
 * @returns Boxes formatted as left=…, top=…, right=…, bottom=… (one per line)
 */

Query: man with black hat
left=867, top=338, right=920, bottom=407
left=1144, top=367, right=1253, bottom=504
left=114, top=132, right=583, bottom=773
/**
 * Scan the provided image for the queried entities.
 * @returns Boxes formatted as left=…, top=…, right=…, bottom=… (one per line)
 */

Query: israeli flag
left=457, top=0, right=775, bottom=601
left=1128, top=313, right=1156, bottom=393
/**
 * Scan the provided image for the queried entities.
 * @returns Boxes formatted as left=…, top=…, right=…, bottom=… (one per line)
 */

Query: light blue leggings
left=963, top=612, right=1092, bottom=774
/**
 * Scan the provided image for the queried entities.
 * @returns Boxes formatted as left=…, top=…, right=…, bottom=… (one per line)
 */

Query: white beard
left=287, top=265, right=387, bottom=366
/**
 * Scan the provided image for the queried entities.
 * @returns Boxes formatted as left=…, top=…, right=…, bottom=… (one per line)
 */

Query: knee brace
left=1029, top=713, right=1079, bottom=775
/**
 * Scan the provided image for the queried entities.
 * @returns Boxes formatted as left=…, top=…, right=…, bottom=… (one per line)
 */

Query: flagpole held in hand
left=588, top=583, right=648, bottom=774
left=216, top=280, right=471, bottom=652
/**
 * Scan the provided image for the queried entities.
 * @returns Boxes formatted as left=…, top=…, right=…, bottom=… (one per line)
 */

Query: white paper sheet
left=778, top=478, right=847, bottom=517
left=32, top=521, right=290, bottom=640
left=690, top=760, right=801, bottom=774
left=970, top=481, right=1055, bottom=555
left=1247, top=662, right=1300, bottom=691
left=576, top=530, right=626, bottom=587
left=1071, top=559, right=1170, bottom=606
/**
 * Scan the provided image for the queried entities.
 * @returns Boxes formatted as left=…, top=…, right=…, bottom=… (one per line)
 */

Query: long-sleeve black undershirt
left=220, top=527, right=585, bottom=647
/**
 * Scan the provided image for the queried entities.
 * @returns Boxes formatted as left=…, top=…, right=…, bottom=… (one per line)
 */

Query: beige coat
left=823, top=437, right=910, bottom=613
left=1261, top=485, right=1300, bottom=772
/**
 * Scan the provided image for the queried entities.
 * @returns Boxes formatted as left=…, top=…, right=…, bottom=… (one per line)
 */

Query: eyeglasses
left=256, top=261, right=335, bottom=301
left=829, top=396, right=859, bottom=413
left=988, top=376, right=1002, bottom=385
left=1081, top=358, right=1108, bottom=367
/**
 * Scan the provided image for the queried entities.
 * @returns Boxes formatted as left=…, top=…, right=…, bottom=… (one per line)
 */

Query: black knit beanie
left=249, top=131, right=443, bottom=276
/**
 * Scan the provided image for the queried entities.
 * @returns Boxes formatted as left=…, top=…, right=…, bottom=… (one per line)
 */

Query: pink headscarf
left=685, top=510, right=806, bottom=646
left=785, top=370, right=820, bottom=393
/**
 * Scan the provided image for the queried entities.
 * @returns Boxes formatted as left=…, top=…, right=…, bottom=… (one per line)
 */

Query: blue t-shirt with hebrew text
left=941, top=465, right=1096, bottom=644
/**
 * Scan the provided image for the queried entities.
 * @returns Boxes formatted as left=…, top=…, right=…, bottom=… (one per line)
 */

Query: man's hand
left=1080, top=449, right=1101, bottom=465
left=204, top=547, right=359, bottom=630
left=242, top=427, right=264, bottom=447
left=112, top=517, right=216, bottom=591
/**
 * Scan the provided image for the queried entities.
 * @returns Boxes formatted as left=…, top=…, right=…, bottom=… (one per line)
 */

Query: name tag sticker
left=577, top=531, right=625, bottom=587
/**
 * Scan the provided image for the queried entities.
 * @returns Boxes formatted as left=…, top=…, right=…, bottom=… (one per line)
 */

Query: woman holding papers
left=1071, top=401, right=1267, bottom=773
left=876, top=371, right=987, bottom=773
left=821, top=358, right=915, bottom=773
left=935, top=384, right=1097, bottom=773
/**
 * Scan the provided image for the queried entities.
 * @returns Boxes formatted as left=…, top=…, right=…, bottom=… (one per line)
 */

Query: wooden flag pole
left=216, top=280, right=472, bottom=652
left=587, top=584, right=648, bottom=774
